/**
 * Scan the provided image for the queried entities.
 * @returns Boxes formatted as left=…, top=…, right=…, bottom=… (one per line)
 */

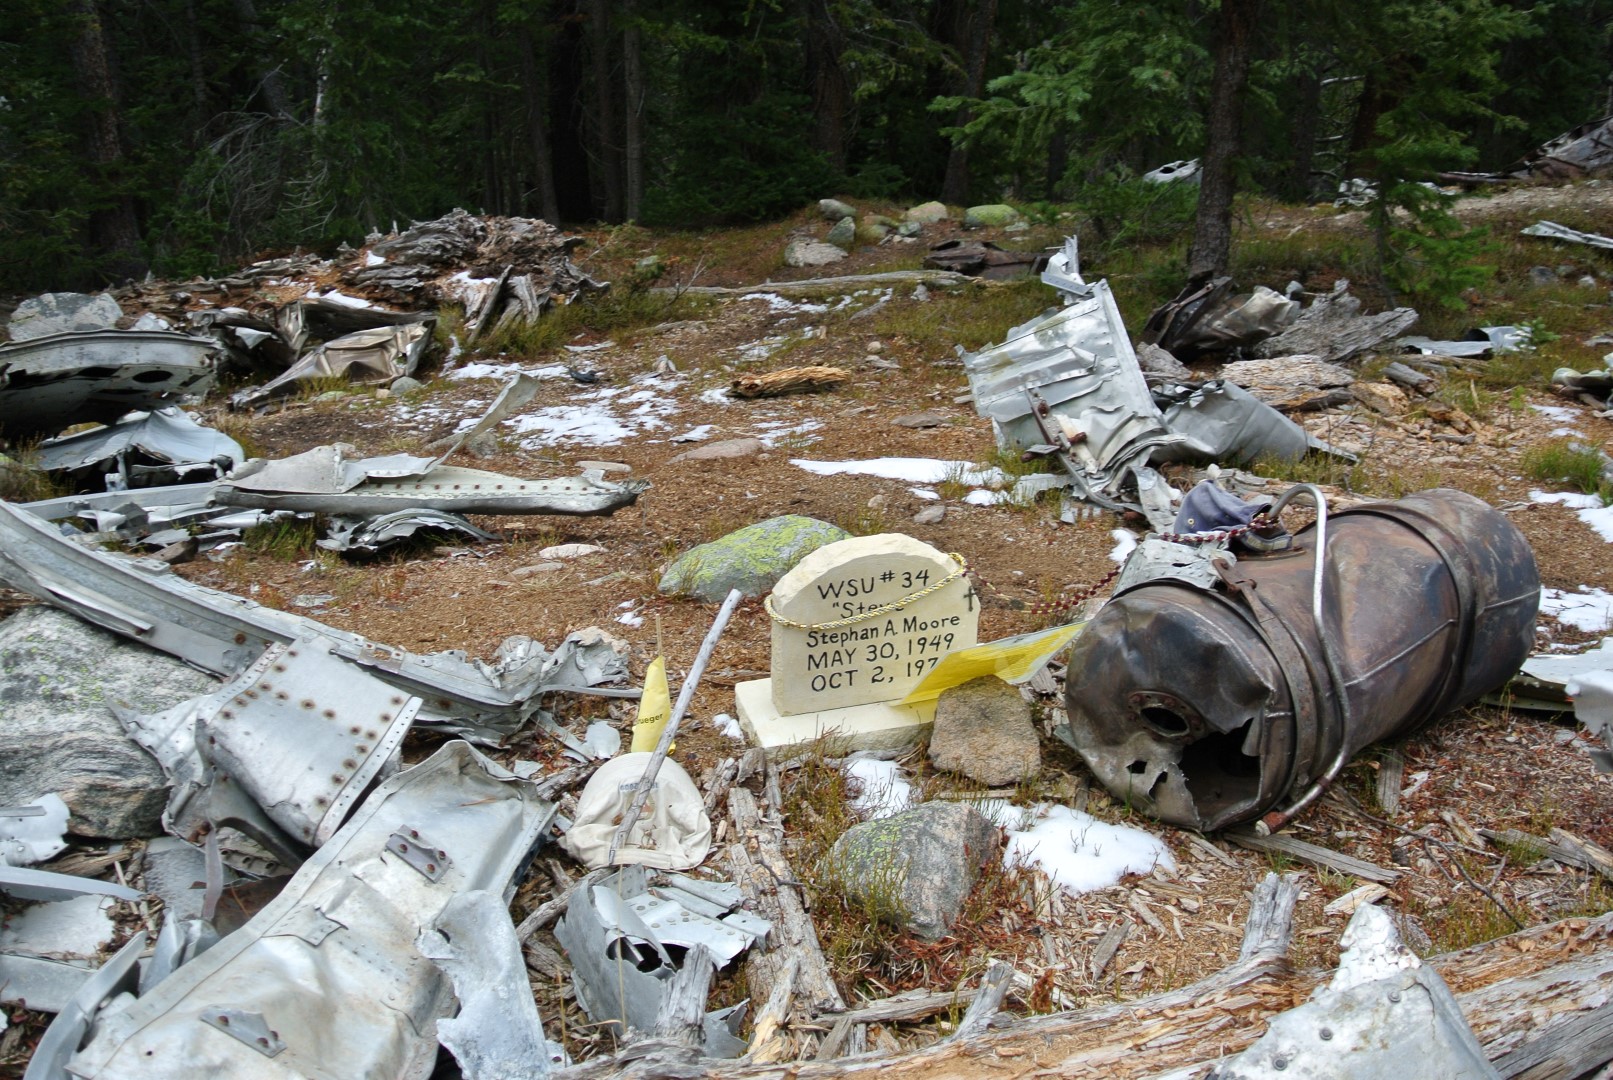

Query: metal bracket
left=386, top=827, right=451, bottom=882
left=200, top=1007, right=286, bottom=1057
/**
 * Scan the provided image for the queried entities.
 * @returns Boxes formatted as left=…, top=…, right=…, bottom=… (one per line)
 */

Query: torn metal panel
left=0, top=865, right=141, bottom=903
left=67, top=741, right=554, bottom=1080
left=1445, top=114, right=1613, bottom=183
left=1208, top=905, right=1497, bottom=1079
left=0, top=330, right=217, bottom=438
left=0, top=953, right=94, bottom=1014
left=1143, top=279, right=1300, bottom=358
left=1153, top=380, right=1351, bottom=465
left=1143, top=159, right=1201, bottom=183
left=218, top=461, right=646, bottom=517
left=554, top=866, right=762, bottom=1056
left=22, top=931, right=146, bottom=1080
left=0, top=498, right=621, bottom=740
left=279, top=295, right=434, bottom=355
left=319, top=510, right=497, bottom=554
left=230, top=322, right=433, bottom=409
left=560, top=753, right=713, bottom=871
left=1, top=795, right=70, bottom=866
left=1565, top=670, right=1613, bottom=773
left=1521, top=219, right=1613, bottom=251
left=20, top=482, right=221, bottom=524
left=922, top=240, right=1046, bottom=280
left=33, top=409, right=244, bottom=488
left=188, top=308, right=297, bottom=374
left=418, top=890, right=561, bottom=1080
left=198, top=638, right=420, bottom=846
left=1400, top=325, right=1528, bottom=358
left=1061, top=489, right=1539, bottom=832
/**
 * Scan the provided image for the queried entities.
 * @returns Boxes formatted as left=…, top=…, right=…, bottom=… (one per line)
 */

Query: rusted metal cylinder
left=1063, top=488, right=1539, bottom=832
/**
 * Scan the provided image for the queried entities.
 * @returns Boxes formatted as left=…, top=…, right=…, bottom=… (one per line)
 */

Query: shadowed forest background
left=5, top=0, right=1613, bottom=291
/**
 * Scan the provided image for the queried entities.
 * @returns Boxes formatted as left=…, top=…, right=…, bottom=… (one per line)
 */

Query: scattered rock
left=1353, top=381, right=1410, bottom=416
left=896, top=221, right=923, bottom=238
left=826, top=216, right=857, bottom=250
left=819, top=198, right=857, bottom=221
left=391, top=375, right=424, bottom=394
left=1004, top=221, right=1030, bottom=233
left=928, top=675, right=1041, bottom=786
left=462, top=431, right=500, bottom=458
left=868, top=357, right=901, bottom=371
left=539, top=543, right=605, bottom=559
left=892, top=410, right=948, bottom=429
left=826, top=801, right=1000, bottom=940
left=311, top=390, right=349, bottom=404
left=1529, top=265, right=1558, bottom=286
left=7, top=292, right=123, bottom=342
left=512, top=562, right=565, bottom=578
left=912, top=284, right=931, bottom=302
left=913, top=505, right=946, bottom=525
left=963, top=204, right=1022, bottom=229
left=669, top=437, right=765, bottom=463
left=374, top=388, right=392, bottom=400
left=1135, top=342, right=1193, bottom=380
left=658, top=515, right=849, bottom=602
left=783, top=237, right=848, bottom=268
left=867, top=494, right=889, bottom=510
left=0, top=607, right=217, bottom=837
left=577, top=460, right=632, bottom=473
left=856, top=216, right=895, bottom=244
left=905, top=201, right=948, bottom=224
left=866, top=340, right=884, bottom=354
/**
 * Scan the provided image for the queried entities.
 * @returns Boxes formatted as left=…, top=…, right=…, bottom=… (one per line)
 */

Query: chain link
left=1154, top=514, right=1273, bottom=546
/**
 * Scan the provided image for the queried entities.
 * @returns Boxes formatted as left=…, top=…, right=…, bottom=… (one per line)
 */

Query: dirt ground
left=4, top=192, right=1613, bottom=1070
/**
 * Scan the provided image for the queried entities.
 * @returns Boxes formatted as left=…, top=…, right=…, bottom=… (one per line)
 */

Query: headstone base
left=734, top=678, right=936, bottom=755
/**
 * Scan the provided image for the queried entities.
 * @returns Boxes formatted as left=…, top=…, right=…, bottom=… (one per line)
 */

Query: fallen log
left=652, top=270, right=975, bottom=298
left=730, top=366, right=850, bottom=399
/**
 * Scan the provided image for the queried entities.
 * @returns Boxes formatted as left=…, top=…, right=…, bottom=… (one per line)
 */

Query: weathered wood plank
left=1226, top=830, right=1400, bottom=884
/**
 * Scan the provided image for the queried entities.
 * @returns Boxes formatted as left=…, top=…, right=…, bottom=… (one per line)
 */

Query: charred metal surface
left=0, top=330, right=218, bottom=438
left=1062, top=489, right=1539, bottom=832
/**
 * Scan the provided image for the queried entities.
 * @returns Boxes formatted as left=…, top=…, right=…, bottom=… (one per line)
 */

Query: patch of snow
left=756, top=419, right=823, bottom=447
left=699, top=387, right=734, bottom=405
left=442, top=333, right=463, bottom=371
left=965, top=489, right=1005, bottom=506
left=364, top=252, right=386, bottom=267
left=739, top=291, right=829, bottom=315
left=911, top=488, right=940, bottom=500
left=735, top=336, right=790, bottom=361
left=1551, top=427, right=1586, bottom=437
left=449, top=361, right=568, bottom=382
left=505, top=373, right=685, bottom=447
left=565, top=341, right=615, bottom=353
left=712, top=713, right=745, bottom=741
left=1005, top=804, right=1176, bottom=895
left=616, top=610, right=644, bottom=628
left=672, top=424, right=714, bottom=442
left=1531, top=404, right=1582, bottom=422
left=844, top=757, right=912, bottom=820
left=450, top=270, right=500, bottom=285
left=791, top=457, right=1006, bottom=486
left=1531, top=488, right=1613, bottom=541
left=1540, top=586, right=1613, bottom=633
left=1108, top=529, right=1139, bottom=564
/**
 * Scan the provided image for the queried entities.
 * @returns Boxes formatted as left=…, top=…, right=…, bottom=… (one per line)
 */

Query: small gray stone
left=1004, top=221, right=1030, bottom=233
left=669, top=438, right=765, bottom=463
left=462, top=431, right=500, bottom=458
left=819, top=198, right=857, bottom=221
left=1529, top=265, right=1558, bottom=286
left=783, top=237, right=848, bottom=268
left=826, top=802, right=1000, bottom=940
left=512, top=562, right=565, bottom=578
left=896, top=221, right=923, bottom=238
left=904, top=201, right=948, bottom=224
left=311, top=390, right=349, bottom=404
left=928, top=675, right=1041, bottom=786
left=658, top=515, right=850, bottom=602
left=1135, top=342, right=1193, bottom=380
left=7, top=292, right=123, bottom=341
left=576, top=460, right=632, bottom=473
left=963, top=204, right=1022, bottom=229
left=867, top=494, right=889, bottom=509
left=892, top=410, right=948, bottom=429
left=0, top=607, right=218, bottom=837
left=826, top=216, right=857, bottom=250
left=913, top=504, right=945, bottom=525
left=390, top=375, right=424, bottom=394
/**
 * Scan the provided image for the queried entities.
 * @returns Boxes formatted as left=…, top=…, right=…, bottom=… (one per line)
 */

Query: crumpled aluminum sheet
left=0, top=330, right=218, bottom=438
left=230, top=322, right=432, bottom=409
left=319, top=509, right=497, bottom=554
left=1153, top=380, right=1352, bottom=465
left=33, top=408, right=244, bottom=485
left=1206, top=905, right=1497, bottom=1079
left=418, top=890, right=561, bottom=1080
left=554, top=865, right=762, bottom=1056
left=1521, top=219, right=1613, bottom=251
left=0, top=497, right=624, bottom=741
left=1565, top=670, right=1613, bottom=773
left=67, top=741, right=555, bottom=1080
left=0, top=795, right=70, bottom=866
left=1400, top=326, right=1528, bottom=357
left=23, top=931, right=146, bottom=1080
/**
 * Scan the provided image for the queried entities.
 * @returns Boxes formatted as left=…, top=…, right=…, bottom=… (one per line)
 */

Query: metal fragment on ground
left=554, top=866, right=760, bottom=1056
left=0, top=794, right=70, bottom=866
left=1565, top=670, right=1613, bottom=773
left=418, top=890, right=563, bottom=1079
left=319, top=509, right=497, bottom=554
left=67, top=741, right=554, bottom=1079
left=1520, top=219, right=1613, bottom=251
left=230, top=321, right=433, bottom=409
left=1061, top=488, right=1539, bottom=832
left=1206, top=905, right=1497, bottom=1079
left=22, top=931, right=146, bottom=1080
left=0, top=329, right=218, bottom=438
left=32, top=408, right=244, bottom=489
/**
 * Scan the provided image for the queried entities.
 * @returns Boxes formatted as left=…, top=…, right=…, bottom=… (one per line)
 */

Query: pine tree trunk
left=940, top=0, right=997, bottom=205
left=805, top=0, right=851, bottom=174
left=1282, top=70, right=1323, bottom=202
left=588, top=0, right=623, bottom=222
left=519, top=23, right=562, bottom=223
left=228, top=0, right=291, bottom=117
left=1187, top=0, right=1260, bottom=283
left=622, top=0, right=644, bottom=221
left=68, top=0, right=146, bottom=281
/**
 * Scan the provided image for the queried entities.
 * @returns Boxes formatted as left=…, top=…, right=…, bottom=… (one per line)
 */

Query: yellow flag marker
left=631, top=655, right=672, bottom=753
left=899, top=622, right=1087, bottom=705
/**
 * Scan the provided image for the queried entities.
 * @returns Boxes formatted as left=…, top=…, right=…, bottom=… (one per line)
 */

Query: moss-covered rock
left=963, top=203, right=1022, bottom=229
left=657, top=515, right=850, bottom=603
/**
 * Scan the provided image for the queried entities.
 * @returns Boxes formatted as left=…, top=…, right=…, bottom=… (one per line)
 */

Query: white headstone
left=767, top=534, right=979, bottom=714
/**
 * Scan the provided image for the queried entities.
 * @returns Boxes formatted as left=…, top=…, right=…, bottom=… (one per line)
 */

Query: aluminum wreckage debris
left=31, top=408, right=244, bottom=490
left=964, top=237, right=1349, bottom=525
left=1443, top=112, right=1613, bottom=184
left=0, top=330, right=218, bottom=438
left=1060, top=486, right=1539, bottom=833
left=0, top=495, right=629, bottom=743
left=1520, top=219, right=1613, bottom=252
left=554, top=864, right=763, bottom=1057
left=230, top=322, right=433, bottom=409
left=56, top=741, right=556, bottom=1080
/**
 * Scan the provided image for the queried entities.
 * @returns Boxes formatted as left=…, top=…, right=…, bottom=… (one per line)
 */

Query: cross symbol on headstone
left=964, top=584, right=979, bottom=612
